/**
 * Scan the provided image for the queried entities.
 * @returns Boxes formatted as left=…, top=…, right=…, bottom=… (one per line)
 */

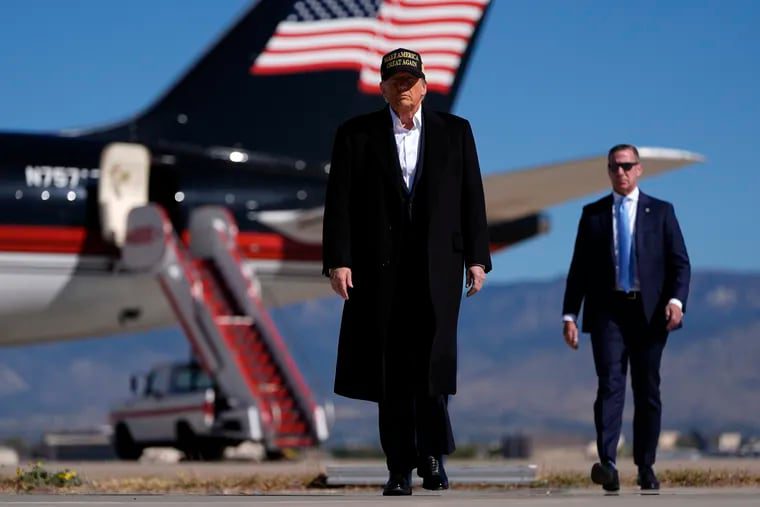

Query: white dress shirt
left=389, top=106, right=422, bottom=190
left=562, top=186, right=682, bottom=323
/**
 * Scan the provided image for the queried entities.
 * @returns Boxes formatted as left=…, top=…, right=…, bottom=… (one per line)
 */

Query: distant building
left=0, top=446, right=19, bottom=466
left=38, top=428, right=115, bottom=461
left=718, top=432, right=743, bottom=455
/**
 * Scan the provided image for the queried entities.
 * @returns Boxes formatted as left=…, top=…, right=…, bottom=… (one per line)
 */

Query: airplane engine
left=488, top=213, right=550, bottom=252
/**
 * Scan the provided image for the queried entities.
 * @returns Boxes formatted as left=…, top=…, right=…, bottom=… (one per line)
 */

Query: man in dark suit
left=562, top=144, right=691, bottom=492
left=322, top=48, right=491, bottom=496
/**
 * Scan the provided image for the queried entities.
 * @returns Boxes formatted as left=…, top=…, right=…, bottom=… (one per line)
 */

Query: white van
left=109, top=362, right=262, bottom=460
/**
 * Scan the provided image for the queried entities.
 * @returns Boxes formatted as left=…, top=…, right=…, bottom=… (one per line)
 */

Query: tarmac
left=1, top=452, right=758, bottom=506
left=0, top=489, right=759, bottom=506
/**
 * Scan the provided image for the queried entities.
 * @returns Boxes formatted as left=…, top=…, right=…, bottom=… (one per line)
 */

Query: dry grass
left=2, top=467, right=759, bottom=494
left=83, top=473, right=323, bottom=494
left=0, top=477, right=16, bottom=492
left=536, top=469, right=760, bottom=489
left=657, top=468, right=760, bottom=487
left=0, top=467, right=323, bottom=494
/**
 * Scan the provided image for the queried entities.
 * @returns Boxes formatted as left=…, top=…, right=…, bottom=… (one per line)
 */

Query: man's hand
left=465, top=265, right=486, bottom=297
left=563, top=321, right=579, bottom=350
left=330, top=267, right=353, bottom=300
left=665, top=302, right=683, bottom=331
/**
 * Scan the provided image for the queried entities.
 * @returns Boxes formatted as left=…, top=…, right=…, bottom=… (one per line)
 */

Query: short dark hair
left=608, top=144, right=639, bottom=160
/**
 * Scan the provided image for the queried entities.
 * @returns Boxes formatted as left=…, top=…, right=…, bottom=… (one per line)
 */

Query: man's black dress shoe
left=417, top=456, right=449, bottom=490
left=590, top=462, right=620, bottom=492
left=637, top=466, right=660, bottom=491
left=382, top=471, right=412, bottom=496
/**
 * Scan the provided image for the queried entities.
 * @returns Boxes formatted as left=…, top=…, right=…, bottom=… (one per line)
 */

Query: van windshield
left=170, top=365, right=214, bottom=393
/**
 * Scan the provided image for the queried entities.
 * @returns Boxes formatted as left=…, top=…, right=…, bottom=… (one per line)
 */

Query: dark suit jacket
left=562, top=191, right=690, bottom=333
left=322, top=106, right=491, bottom=401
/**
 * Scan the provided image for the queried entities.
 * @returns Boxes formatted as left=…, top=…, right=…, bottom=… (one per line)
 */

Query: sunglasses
left=608, top=161, right=639, bottom=172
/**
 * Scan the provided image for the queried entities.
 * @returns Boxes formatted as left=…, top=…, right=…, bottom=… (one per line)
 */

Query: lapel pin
left=645, top=208, right=650, bottom=213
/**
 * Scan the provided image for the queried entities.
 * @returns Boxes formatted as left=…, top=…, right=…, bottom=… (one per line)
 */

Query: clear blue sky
left=0, top=0, right=758, bottom=283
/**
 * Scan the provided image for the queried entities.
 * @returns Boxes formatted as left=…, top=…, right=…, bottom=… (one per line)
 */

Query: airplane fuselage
left=0, top=132, right=329, bottom=345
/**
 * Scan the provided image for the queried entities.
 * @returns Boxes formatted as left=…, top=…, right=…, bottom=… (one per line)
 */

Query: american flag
left=250, top=0, right=490, bottom=95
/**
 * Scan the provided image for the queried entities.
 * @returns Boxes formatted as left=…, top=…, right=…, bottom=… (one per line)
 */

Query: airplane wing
left=484, top=147, right=705, bottom=223
left=255, top=208, right=325, bottom=245
left=258, top=146, right=705, bottom=250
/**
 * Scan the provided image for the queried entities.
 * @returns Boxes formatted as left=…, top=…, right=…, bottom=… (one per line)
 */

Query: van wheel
left=176, top=422, right=201, bottom=460
left=113, top=424, right=142, bottom=460
left=265, top=448, right=285, bottom=461
left=200, top=442, right=226, bottom=461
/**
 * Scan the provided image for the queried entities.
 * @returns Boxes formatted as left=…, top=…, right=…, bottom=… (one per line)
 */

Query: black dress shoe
left=637, top=466, right=660, bottom=491
left=417, top=455, right=449, bottom=490
left=383, top=471, right=412, bottom=496
left=591, top=462, right=620, bottom=492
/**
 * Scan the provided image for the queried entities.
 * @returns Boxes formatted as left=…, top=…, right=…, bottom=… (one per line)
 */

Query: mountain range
left=1, top=270, right=758, bottom=446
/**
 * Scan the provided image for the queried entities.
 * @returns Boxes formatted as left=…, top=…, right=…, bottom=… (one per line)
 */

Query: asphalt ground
left=0, top=488, right=759, bottom=506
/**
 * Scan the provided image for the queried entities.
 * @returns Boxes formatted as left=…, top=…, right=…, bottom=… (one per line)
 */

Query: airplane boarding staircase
left=120, top=204, right=329, bottom=452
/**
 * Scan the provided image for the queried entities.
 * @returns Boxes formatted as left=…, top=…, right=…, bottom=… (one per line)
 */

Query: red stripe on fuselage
left=0, top=225, right=118, bottom=255
left=0, top=225, right=511, bottom=259
left=0, top=225, right=322, bottom=261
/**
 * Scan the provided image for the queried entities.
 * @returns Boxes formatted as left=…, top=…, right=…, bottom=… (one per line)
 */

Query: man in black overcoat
left=322, top=48, right=492, bottom=496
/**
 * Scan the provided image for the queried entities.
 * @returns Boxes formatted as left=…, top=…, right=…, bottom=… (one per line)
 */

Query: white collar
left=613, top=186, right=640, bottom=203
left=389, top=105, right=422, bottom=131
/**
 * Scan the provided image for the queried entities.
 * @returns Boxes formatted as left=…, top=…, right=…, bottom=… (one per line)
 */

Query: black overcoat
left=322, top=106, right=492, bottom=402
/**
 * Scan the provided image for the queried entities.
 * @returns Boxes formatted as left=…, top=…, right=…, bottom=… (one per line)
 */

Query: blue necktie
left=617, top=198, right=633, bottom=292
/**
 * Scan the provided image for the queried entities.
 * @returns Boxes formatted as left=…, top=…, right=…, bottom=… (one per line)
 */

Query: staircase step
left=258, top=382, right=285, bottom=393
left=240, top=353, right=272, bottom=363
left=279, top=423, right=308, bottom=433
left=262, top=395, right=295, bottom=406
left=280, top=412, right=301, bottom=423
left=273, top=399, right=296, bottom=409
left=215, top=315, right=254, bottom=326
left=240, top=346, right=268, bottom=357
left=275, top=436, right=315, bottom=448
left=274, top=394, right=297, bottom=404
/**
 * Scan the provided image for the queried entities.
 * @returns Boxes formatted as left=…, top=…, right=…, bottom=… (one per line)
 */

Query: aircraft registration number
left=25, top=165, right=100, bottom=189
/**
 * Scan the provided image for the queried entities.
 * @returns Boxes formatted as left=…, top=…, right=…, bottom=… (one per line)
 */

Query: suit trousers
left=590, top=293, right=667, bottom=467
left=378, top=209, right=455, bottom=473
left=379, top=394, right=455, bottom=473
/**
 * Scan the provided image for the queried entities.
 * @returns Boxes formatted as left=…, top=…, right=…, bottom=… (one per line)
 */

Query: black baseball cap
left=380, top=48, right=425, bottom=81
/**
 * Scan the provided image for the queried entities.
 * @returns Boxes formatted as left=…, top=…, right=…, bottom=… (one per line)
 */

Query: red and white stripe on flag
left=250, top=0, right=490, bottom=95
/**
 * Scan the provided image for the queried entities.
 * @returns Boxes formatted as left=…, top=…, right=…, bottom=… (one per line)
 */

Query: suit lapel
left=407, top=117, right=424, bottom=196
left=421, top=108, right=448, bottom=200
left=635, top=191, right=651, bottom=267
left=371, top=107, right=407, bottom=201
left=600, top=194, right=615, bottom=264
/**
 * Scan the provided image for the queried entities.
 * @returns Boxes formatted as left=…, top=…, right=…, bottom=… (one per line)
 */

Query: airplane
left=0, top=0, right=704, bottom=348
